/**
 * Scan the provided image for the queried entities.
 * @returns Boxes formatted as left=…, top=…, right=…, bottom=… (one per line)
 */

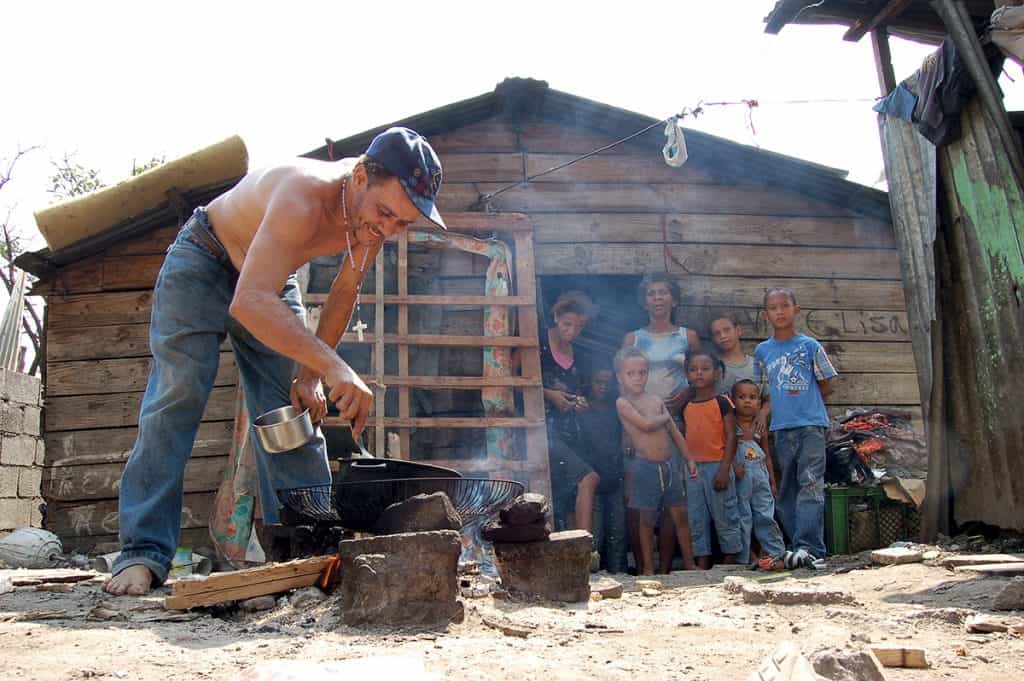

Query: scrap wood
left=869, top=645, right=929, bottom=668
left=165, top=555, right=336, bottom=610
left=942, top=554, right=1024, bottom=568
left=2, top=569, right=99, bottom=586
left=481, top=615, right=536, bottom=638
left=0, top=610, right=69, bottom=622
left=35, top=582, right=76, bottom=592
left=954, top=562, right=1024, bottom=576
left=965, top=613, right=1024, bottom=634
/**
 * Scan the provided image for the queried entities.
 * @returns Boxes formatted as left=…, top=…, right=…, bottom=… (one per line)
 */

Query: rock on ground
left=288, top=586, right=326, bottom=610
left=493, top=529, right=592, bottom=602
left=993, top=576, right=1024, bottom=611
left=498, top=493, right=549, bottom=526
left=725, top=576, right=857, bottom=606
left=481, top=517, right=550, bottom=543
left=372, top=492, right=462, bottom=535
left=870, top=548, right=923, bottom=566
left=810, top=647, right=887, bottom=681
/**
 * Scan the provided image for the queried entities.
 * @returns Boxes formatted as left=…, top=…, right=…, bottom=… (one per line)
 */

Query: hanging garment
left=991, top=5, right=1024, bottom=66
left=873, top=83, right=918, bottom=122
left=662, top=116, right=688, bottom=167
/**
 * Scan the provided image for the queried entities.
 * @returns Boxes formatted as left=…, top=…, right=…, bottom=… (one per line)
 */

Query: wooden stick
left=165, top=556, right=335, bottom=610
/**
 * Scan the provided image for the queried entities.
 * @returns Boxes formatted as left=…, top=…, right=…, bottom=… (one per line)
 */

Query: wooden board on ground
left=164, top=556, right=335, bottom=610
left=941, top=554, right=1024, bottom=568
left=869, top=646, right=929, bottom=668
left=954, top=562, right=1024, bottom=576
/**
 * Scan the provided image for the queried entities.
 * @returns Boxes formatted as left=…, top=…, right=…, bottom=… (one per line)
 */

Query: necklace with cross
left=342, top=180, right=371, bottom=342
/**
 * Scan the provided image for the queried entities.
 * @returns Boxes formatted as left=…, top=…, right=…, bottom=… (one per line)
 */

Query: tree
left=0, top=146, right=45, bottom=375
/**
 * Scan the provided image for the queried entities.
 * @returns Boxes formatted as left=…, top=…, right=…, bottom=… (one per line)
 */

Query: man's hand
left=549, top=390, right=575, bottom=413
left=754, top=404, right=771, bottom=436
left=291, top=367, right=327, bottom=423
left=324, top=362, right=374, bottom=437
left=572, top=395, right=589, bottom=413
left=713, top=465, right=731, bottom=491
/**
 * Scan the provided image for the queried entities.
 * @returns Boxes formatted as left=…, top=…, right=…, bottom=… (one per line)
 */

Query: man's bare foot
left=102, top=565, right=155, bottom=596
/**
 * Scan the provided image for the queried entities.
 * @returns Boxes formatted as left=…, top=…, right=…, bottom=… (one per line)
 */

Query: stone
left=641, top=588, right=660, bottom=597
left=740, top=581, right=857, bottom=606
left=870, top=547, right=923, bottom=566
left=636, top=579, right=663, bottom=591
left=723, top=575, right=748, bottom=594
left=810, top=647, right=887, bottom=681
left=372, top=492, right=462, bottom=535
left=965, top=613, right=1023, bottom=633
left=922, top=550, right=940, bottom=560
left=0, top=434, right=36, bottom=466
left=481, top=615, right=535, bottom=638
left=22, top=406, right=41, bottom=437
left=493, top=529, right=592, bottom=603
left=751, top=641, right=820, bottom=681
left=0, top=498, right=32, bottom=530
left=590, top=577, right=623, bottom=599
left=994, top=577, right=1024, bottom=611
left=338, top=530, right=462, bottom=626
left=0, top=467, right=18, bottom=498
left=289, top=586, right=327, bottom=610
left=239, top=595, right=277, bottom=612
left=0, top=404, right=22, bottom=434
left=498, top=493, right=549, bottom=526
left=18, top=467, right=42, bottom=498
left=481, top=517, right=550, bottom=543
left=3, top=371, right=40, bottom=406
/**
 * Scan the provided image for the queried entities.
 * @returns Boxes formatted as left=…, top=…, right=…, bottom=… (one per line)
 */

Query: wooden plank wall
left=38, top=222, right=234, bottom=553
left=424, top=116, right=920, bottom=426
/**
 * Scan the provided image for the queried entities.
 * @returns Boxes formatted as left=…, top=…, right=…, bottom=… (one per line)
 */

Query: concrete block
left=739, top=581, right=857, bottom=606
left=0, top=498, right=32, bottom=530
left=0, top=404, right=23, bottom=434
left=871, top=547, right=923, bottom=565
left=18, top=467, right=41, bottom=498
left=338, top=530, right=463, bottom=626
left=994, top=577, right=1024, bottom=611
left=34, top=440, right=44, bottom=467
left=1, top=435, right=37, bottom=466
left=0, top=467, right=19, bottom=497
left=28, top=499, right=43, bottom=528
left=493, top=529, right=593, bottom=602
left=22, top=406, right=41, bottom=437
left=3, top=371, right=40, bottom=406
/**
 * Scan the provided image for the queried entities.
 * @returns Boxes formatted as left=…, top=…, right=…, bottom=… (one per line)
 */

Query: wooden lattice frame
left=306, top=213, right=550, bottom=497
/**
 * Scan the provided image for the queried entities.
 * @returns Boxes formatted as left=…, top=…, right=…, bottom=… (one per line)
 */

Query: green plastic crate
left=825, top=486, right=919, bottom=555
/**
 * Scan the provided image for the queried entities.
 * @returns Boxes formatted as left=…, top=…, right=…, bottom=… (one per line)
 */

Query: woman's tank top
left=632, top=327, right=691, bottom=403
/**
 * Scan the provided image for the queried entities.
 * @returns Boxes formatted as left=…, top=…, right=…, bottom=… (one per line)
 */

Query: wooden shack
left=18, top=78, right=918, bottom=552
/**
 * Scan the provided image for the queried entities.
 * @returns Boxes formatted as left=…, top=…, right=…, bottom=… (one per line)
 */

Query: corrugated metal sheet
left=936, top=97, right=1024, bottom=531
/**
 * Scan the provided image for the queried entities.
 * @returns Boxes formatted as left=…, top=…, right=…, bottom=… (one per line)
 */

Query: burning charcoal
left=372, top=492, right=462, bottom=535
left=498, top=493, right=550, bottom=526
left=481, top=517, right=551, bottom=543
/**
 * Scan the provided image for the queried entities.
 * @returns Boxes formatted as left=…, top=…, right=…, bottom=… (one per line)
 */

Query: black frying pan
left=323, top=424, right=462, bottom=481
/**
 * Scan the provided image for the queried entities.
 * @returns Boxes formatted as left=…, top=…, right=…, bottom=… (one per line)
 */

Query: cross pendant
left=352, top=319, right=368, bottom=342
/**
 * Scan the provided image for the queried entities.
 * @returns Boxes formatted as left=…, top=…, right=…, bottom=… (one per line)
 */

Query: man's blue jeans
left=773, top=426, right=827, bottom=558
left=112, top=209, right=331, bottom=585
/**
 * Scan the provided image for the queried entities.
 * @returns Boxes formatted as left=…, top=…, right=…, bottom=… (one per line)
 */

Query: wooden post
left=932, top=0, right=1024, bottom=193
left=871, top=27, right=898, bottom=96
left=374, top=250, right=386, bottom=456
left=397, top=231, right=410, bottom=460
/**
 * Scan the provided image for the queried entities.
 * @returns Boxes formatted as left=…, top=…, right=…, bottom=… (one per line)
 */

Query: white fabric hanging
left=662, top=116, right=688, bottom=168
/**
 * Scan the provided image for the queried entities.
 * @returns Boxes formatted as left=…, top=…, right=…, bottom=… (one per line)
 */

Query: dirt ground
left=1, top=556, right=1022, bottom=681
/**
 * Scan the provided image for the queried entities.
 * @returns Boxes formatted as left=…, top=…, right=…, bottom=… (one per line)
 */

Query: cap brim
left=409, top=192, right=447, bottom=230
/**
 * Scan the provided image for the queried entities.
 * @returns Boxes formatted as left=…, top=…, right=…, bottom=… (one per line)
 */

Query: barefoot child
left=614, top=347, right=698, bottom=575
left=754, top=287, right=837, bottom=565
left=731, top=379, right=787, bottom=569
left=680, top=350, right=743, bottom=569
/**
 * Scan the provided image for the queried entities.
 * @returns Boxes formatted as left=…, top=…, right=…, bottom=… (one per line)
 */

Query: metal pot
left=253, top=406, right=315, bottom=454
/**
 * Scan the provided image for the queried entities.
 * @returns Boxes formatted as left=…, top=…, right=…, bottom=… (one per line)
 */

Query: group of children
left=580, top=287, right=837, bottom=574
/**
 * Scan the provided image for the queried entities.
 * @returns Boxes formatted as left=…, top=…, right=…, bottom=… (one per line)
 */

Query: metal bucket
left=253, top=406, right=315, bottom=454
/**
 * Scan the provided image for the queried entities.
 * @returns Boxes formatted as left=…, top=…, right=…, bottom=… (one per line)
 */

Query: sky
left=3, top=0, right=1024, bottom=254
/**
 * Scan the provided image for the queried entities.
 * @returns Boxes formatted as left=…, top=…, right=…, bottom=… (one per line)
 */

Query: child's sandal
left=758, top=555, right=786, bottom=571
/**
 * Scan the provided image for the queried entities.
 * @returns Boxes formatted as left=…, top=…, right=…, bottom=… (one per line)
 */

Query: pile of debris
left=827, top=409, right=928, bottom=483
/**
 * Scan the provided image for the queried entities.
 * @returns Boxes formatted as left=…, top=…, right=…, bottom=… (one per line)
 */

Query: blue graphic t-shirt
left=753, top=334, right=837, bottom=431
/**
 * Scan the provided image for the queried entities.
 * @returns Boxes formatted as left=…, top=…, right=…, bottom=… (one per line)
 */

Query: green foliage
left=49, top=154, right=103, bottom=201
left=132, top=155, right=166, bottom=176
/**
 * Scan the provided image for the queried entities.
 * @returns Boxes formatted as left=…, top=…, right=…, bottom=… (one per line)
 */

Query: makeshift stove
left=264, top=437, right=523, bottom=561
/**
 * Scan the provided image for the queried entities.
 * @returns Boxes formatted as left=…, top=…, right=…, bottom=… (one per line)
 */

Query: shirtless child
left=614, top=347, right=698, bottom=575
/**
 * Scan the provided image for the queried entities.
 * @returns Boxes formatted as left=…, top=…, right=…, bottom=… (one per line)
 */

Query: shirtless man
left=104, top=127, right=446, bottom=595
left=614, top=347, right=698, bottom=574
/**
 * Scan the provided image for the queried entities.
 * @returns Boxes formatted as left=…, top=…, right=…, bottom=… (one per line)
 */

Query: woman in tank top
left=621, top=272, right=700, bottom=573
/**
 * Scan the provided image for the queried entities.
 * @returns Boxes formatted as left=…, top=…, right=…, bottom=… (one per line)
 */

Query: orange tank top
left=680, top=395, right=733, bottom=463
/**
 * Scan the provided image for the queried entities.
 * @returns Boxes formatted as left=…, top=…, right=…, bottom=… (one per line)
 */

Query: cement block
left=0, top=498, right=32, bottom=530
left=34, top=440, right=44, bottom=467
left=871, top=547, right=923, bottom=565
left=1, top=435, right=37, bottom=466
left=0, top=467, right=19, bottom=498
left=22, top=406, right=41, bottom=437
left=994, top=577, right=1024, bottom=611
left=18, top=467, right=41, bottom=498
left=3, top=371, right=40, bottom=406
left=338, top=530, right=463, bottom=626
left=28, top=499, right=43, bottom=527
left=493, top=529, right=593, bottom=602
left=0, top=404, right=23, bottom=434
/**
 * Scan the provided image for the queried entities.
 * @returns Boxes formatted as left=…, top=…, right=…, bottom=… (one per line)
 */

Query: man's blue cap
left=366, top=127, right=446, bottom=230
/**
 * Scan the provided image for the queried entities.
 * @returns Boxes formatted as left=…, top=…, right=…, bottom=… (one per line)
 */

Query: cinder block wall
left=0, top=369, right=43, bottom=533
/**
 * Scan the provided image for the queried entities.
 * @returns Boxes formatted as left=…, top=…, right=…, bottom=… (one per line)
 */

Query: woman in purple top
left=622, top=273, right=700, bottom=573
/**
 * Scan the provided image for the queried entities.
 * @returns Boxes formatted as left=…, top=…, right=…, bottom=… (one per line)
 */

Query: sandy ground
left=1, top=557, right=1022, bottom=680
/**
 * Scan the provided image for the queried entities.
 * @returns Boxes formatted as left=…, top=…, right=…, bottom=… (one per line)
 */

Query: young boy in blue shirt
left=754, top=288, right=837, bottom=565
